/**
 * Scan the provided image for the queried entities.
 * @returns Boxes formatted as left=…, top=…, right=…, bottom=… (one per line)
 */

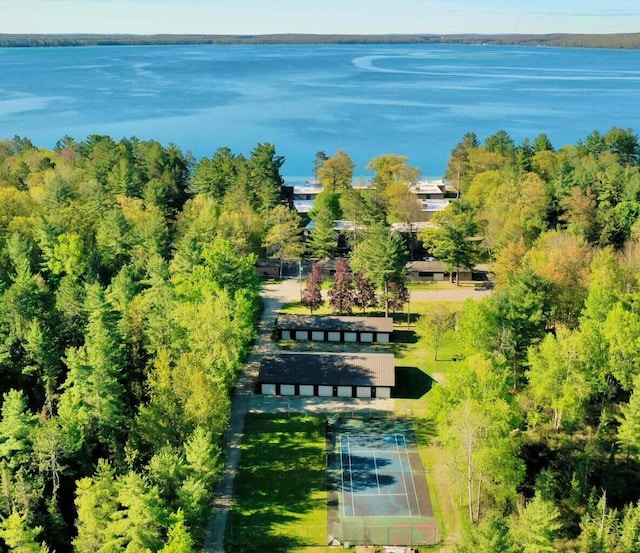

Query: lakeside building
left=283, top=177, right=451, bottom=219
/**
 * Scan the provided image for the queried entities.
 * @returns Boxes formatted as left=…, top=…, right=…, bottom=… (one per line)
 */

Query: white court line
left=373, top=451, right=381, bottom=494
left=347, top=434, right=356, bottom=517
left=399, top=433, right=422, bottom=516
left=395, top=433, right=412, bottom=516
left=338, top=434, right=347, bottom=516
left=398, top=433, right=422, bottom=517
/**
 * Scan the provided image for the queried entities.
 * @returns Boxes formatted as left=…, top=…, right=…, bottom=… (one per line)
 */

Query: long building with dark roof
left=258, top=352, right=395, bottom=398
left=276, top=315, right=393, bottom=343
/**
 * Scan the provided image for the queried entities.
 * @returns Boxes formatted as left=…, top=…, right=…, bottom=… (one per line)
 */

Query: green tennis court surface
left=327, top=416, right=439, bottom=547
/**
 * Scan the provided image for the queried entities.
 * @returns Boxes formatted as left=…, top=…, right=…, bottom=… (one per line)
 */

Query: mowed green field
left=226, top=414, right=331, bottom=553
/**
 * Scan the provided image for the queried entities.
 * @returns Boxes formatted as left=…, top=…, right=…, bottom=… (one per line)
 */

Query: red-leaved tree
left=328, top=258, right=355, bottom=315
left=353, top=271, right=377, bottom=315
left=301, top=263, right=324, bottom=314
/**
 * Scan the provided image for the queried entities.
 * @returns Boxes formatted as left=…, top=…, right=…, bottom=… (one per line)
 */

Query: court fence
left=226, top=522, right=440, bottom=548
left=329, top=520, right=441, bottom=547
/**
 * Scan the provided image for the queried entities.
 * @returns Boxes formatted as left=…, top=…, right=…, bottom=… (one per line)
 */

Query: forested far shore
left=2, top=32, right=640, bottom=49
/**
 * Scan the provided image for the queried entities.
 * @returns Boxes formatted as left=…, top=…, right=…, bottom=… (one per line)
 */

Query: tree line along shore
left=1, top=32, right=640, bottom=49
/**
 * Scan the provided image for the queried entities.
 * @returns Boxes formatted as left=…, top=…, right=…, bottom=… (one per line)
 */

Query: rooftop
left=258, top=352, right=395, bottom=387
left=277, top=315, right=393, bottom=333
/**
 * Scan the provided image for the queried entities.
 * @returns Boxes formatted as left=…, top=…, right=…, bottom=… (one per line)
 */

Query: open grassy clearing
left=226, top=413, right=328, bottom=553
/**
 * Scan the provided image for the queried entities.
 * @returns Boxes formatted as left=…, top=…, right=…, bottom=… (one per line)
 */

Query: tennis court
left=339, top=433, right=421, bottom=517
left=327, top=416, right=439, bottom=547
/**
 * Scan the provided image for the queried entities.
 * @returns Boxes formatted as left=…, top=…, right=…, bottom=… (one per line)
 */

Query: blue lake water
left=1, top=43, right=639, bottom=176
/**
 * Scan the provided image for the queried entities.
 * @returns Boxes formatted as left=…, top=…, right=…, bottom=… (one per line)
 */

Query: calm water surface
left=1, top=44, right=639, bottom=175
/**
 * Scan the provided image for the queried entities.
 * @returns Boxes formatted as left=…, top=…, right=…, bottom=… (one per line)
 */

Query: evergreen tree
left=160, top=511, right=196, bottom=553
left=263, top=205, right=304, bottom=278
left=248, top=142, right=285, bottom=213
left=307, top=208, right=337, bottom=260
left=619, top=501, right=640, bottom=553
left=351, top=225, right=408, bottom=316
left=73, top=460, right=119, bottom=553
left=57, top=283, right=126, bottom=457
left=577, top=493, right=618, bottom=553
left=177, top=426, right=220, bottom=538
left=617, top=374, right=640, bottom=460
left=105, top=471, right=167, bottom=552
left=455, top=514, right=514, bottom=553
left=419, top=201, right=478, bottom=285
left=510, top=492, right=562, bottom=553
left=0, top=511, right=49, bottom=553
left=0, top=390, right=37, bottom=470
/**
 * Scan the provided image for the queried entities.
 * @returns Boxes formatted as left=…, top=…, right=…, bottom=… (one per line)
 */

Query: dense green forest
left=0, top=135, right=290, bottom=551
left=1, top=33, right=640, bottom=49
left=426, top=127, right=640, bottom=552
left=1, top=124, right=640, bottom=551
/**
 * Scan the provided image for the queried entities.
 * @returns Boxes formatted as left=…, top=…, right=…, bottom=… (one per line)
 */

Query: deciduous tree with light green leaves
left=427, top=356, right=523, bottom=523
left=416, top=303, right=456, bottom=361
left=526, top=328, right=590, bottom=432
left=366, top=153, right=420, bottom=194
left=316, top=149, right=355, bottom=192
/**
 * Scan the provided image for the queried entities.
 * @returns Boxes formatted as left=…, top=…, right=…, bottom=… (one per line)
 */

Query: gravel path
left=203, top=278, right=490, bottom=552
left=202, top=284, right=282, bottom=553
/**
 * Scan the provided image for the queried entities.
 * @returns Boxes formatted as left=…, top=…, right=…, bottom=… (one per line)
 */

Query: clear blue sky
left=1, top=0, right=638, bottom=35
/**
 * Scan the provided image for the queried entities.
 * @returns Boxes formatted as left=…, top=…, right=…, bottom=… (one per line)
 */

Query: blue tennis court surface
left=339, top=433, right=421, bottom=517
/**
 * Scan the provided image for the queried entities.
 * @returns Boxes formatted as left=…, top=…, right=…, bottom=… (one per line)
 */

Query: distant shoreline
left=1, top=32, right=640, bottom=50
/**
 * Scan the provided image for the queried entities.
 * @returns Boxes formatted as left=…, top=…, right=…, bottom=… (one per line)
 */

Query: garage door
left=318, top=385, right=333, bottom=397
left=299, top=385, right=314, bottom=396
left=261, top=383, right=276, bottom=395
left=356, top=387, right=372, bottom=398
left=280, top=384, right=295, bottom=396
left=337, top=386, right=353, bottom=397
left=376, top=387, right=391, bottom=398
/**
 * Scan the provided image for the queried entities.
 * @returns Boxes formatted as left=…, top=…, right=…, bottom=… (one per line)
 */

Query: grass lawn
left=226, top=413, right=328, bottom=553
